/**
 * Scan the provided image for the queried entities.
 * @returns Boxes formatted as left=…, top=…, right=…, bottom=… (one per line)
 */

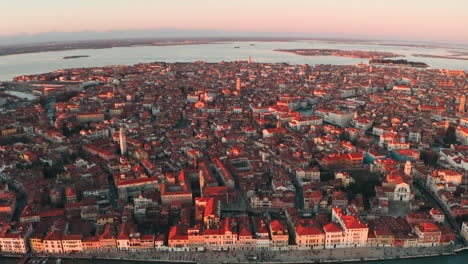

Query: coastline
left=0, top=41, right=225, bottom=57
left=0, top=252, right=460, bottom=264
left=2, top=246, right=463, bottom=264
left=2, top=40, right=468, bottom=82
left=274, top=49, right=401, bottom=59
left=2, top=38, right=463, bottom=59
left=454, top=246, right=468, bottom=252
left=413, top=54, right=468, bottom=61
left=0, top=38, right=295, bottom=58
left=369, top=62, right=428, bottom=68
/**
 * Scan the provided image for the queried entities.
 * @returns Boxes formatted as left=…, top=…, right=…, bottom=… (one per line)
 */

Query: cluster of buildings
left=0, top=204, right=456, bottom=254
left=0, top=61, right=466, bottom=255
left=0, top=202, right=457, bottom=254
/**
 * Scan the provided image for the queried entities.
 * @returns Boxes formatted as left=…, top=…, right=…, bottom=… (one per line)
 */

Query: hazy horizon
left=1, top=28, right=468, bottom=48
left=1, top=0, right=467, bottom=46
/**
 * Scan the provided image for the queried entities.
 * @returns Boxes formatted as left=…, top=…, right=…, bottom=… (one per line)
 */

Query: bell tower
left=404, top=161, right=412, bottom=175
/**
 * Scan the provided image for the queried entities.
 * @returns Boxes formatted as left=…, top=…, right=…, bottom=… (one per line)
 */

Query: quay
left=0, top=245, right=458, bottom=264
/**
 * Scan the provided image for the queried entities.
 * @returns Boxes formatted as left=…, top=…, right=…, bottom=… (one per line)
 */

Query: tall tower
left=119, top=127, right=127, bottom=155
left=459, top=95, right=466, bottom=113
left=236, top=78, right=241, bottom=91
left=276, top=119, right=282, bottom=128
left=369, top=64, right=373, bottom=73
left=404, top=161, right=412, bottom=176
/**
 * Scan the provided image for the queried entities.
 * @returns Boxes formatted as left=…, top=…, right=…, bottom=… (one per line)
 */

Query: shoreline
left=2, top=246, right=464, bottom=264
left=412, top=54, right=468, bottom=61
left=274, top=49, right=401, bottom=59
left=1, top=43, right=468, bottom=82
left=2, top=38, right=463, bottom=59
left=369, top=62, right=428, bottom=68
left=0, top=41, right=225, bottom=58
left=0, top=253, right=459, bottom=264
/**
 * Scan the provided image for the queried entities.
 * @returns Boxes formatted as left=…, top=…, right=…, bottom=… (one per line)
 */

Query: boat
left=233, top=46, right=240, bottom=49
left=250, top=44, right=256, bottom=46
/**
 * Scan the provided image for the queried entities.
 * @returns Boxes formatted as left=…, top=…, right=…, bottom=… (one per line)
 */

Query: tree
left=62, top=123, right=84, bottom=137
left=43, top=162, right=64, bottom=179
left=421, top=150, right=438, bottom=166
left=38, top=96, right=48, bottom=108
left=443, top=125, right=457, bottom=144
left=40, top=189, right=51, bottom=207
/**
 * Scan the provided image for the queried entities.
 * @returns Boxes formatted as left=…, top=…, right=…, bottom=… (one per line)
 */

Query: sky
left=1, top=0, right=467, bottom=44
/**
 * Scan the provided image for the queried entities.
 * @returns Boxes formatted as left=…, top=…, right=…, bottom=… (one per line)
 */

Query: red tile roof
left=323, top=222, right=342, bottom=233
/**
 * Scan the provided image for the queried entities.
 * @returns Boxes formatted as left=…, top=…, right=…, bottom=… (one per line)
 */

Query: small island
left=275, top=49, right=400, bottom=58
left=370, top=58, right=428, bottom=68
left=62, top=55, right=90, bottom=59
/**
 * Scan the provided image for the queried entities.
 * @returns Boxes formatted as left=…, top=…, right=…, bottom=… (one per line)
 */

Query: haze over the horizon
left=1, top=0, right=467, bottom=45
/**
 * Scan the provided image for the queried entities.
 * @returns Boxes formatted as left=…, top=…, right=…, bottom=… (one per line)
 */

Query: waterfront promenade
left=26, top=246, right=455, bottom=263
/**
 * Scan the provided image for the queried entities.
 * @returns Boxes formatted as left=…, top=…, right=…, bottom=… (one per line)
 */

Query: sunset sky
left=1, top=0, right=467, bottom=44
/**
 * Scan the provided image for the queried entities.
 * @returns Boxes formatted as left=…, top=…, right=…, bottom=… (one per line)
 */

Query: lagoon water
left=1, top=40, right=468, bottom=81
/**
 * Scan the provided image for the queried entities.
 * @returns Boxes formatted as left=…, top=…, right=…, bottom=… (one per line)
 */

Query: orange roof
left=62, top=234, right=82, bottom=240
left=269, top=220, right=287, bottom=233
left=117, top=176, right=158, bottom=186
left=342, top=216, right=367, bottom=229
left=65, top=187, right=76, bottom=197
left=323, top=222, right=342, bottom=233
left=296, top=220, right=324, bottom=236
left=347, top=153, right=363, bottom=160
left=168, top=225, right=188, bottom=241
left=417, top=222, right=439, bottom=232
